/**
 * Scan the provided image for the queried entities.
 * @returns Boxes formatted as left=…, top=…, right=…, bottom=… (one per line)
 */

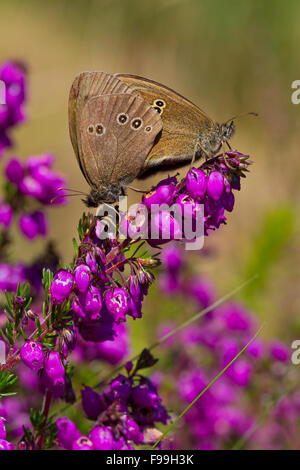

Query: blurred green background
left=0, top=0, right=300, bottom=348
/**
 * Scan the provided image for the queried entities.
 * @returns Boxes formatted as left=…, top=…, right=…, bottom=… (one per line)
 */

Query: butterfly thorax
left=198, top=121, right=235, bottom=157
left=83, top=184, right=125, bottom=207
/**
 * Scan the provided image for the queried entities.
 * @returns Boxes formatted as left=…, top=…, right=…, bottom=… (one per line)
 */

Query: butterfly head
left=83, top=184, right=125, bottom=207
left=199, top=122, right=235, bottom=157
left=220, top=121, right=235, bottom=142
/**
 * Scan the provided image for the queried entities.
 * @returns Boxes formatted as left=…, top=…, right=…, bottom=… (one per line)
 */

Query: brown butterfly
left=68, top=71, right=238, bottom=207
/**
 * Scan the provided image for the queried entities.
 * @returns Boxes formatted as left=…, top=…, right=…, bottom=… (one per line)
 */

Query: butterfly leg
left=122, top=184, right=150, bottom=195
left=190, top=143, right=209, bottom=169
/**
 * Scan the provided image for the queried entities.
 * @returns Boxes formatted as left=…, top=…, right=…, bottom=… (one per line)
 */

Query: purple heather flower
left=19, top=175, right=45, bottom=200
left=0, top=202, right=12, bottom=229
left=72, top=436, right=94, bottom=450
left=82, top=285, right=102, bottom=320
left=33, top=211, right=48, bottom=236
left=109, top=375, right=132, bottom=401
left=178, top=369, right=208, bottom=403
left=50, top=270, right=74, bottom=303
left=26, top=153, right=54, bottom=171
left=18, top=211, right=48, bottom=240
left=85, top=251, right=97, bottom=273
left=175, top=193, right=203, bottom=221
left=226, top=359, right=252, bottom=387
left=161, top=245, right=183, bottom=274
left=20, top=341, right=44, bottom=371
left=56, top=417, right=81, bottom=450
left=150, top=210, right=182, bottom=243
left=19, top=213, right=39, bottom=240
left=188, top=277, right=214, bottom=309
left=105, top=288, right=129, bottom=323
left=0, top=263, right=25, bottom=292
left=246, top=337, right=264, bottom=359
left=132, top=383, right=161, bottom=408
left=5, top=157, right=25, bottom=184
left=120, top=203, right=148, bottom=239
left=95, top=323, right=129, bottom=365
left=159, top=273, right=181, bottom=295
left=270, top=341, right=290, bottom=362
left=81, top=386, right=105, bottom=420
left=221, top=191, right=235, bottom=212
left=127, top=275, right=142, bottom=304
left=186, top=168, right=207, bottom=199
left=41, top=370, right=65, bottom=398
left=89, top=426, right=114, bottom=450
left=127, top=296, right=142, bottom=319
left=219, top=338, right=240, bottom=365
left=219, top=303, right=254, bottom=332
left=79, top=319, right=115, bottom=342
left=0, top=417, right=6, bottom=440
left=207, top=171, right=225, bottom=201
left=143, top=183, right=176, bottom=210
left=44, top=351, right=65, bottom=385
left=0, top=439, right=15, bottom=450
left=122, top=416, right=143, bottom=444
left=74, top=264, right=91, bottom=293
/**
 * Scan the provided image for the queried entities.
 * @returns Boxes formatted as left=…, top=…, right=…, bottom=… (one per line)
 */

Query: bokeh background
left=1, top=0, right=299, bottom=349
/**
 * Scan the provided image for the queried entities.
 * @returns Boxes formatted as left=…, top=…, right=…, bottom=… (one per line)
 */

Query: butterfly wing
left=116, top=74, right=215, bottom=174
left=78, top=92, right=163, bottom=189
left=68, top=71, right=133, bottom=184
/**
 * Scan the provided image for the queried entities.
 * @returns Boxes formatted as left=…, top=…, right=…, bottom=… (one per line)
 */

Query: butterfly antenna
left=51, top=193, right=88, bottom=204
left=57, top=187, right=87, bottom=196
left=224, top=111, right=258, bottom=125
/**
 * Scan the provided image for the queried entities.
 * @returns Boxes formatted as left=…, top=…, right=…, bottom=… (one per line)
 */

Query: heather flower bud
left=20, top=341, right=44, bottom=370
left=128, top=275, right=141, bottom=304
left=33, top=211, right=48, bottom=236
left=270, top=342, right=289, bottom=362
left=89, top=426, right=114, bottom=450
left=50, top=270, right=74, bottom=303
left=24, top=309, right=37, bottom=321
left=74, top=264, right=91, bottom=292
left=207, top=171, right=224, bottom=200
left=19, top=213, right=40, bottom=240
left=81, top=386, right=105, bottom=420
left=221, top=191, right=235, bottom=212
left=125, top=361, right=133, bottom=374
left=105, top=288, right=129, bottom=322
left=44, top=351, right=65, bottom=385
left=56, top=417, right=81, bottom=450
left=186, top=168, right=207, bottom=199
left=72, top=436, right=94, bottom=450
left=5, top=157, right=25, bottom=184
left=0, top=203, right=12, bottom=229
